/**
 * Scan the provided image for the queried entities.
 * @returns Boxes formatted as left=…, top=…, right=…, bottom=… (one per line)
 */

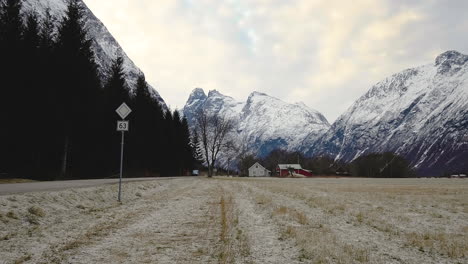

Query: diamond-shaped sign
left=116, top=102, right=132, bottom=119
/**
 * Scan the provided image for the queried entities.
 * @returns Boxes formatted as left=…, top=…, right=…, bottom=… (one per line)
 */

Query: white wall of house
left=248, top=163, right=269, bottom=177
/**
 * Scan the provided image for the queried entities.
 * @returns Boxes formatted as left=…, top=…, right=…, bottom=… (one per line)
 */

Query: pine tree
left=21, top=13, right=43, bottom=176
left=191, top=129, right=204, bottom=169
left=37, top=8, right=63, bottom=179
left=180, top=117, right=195, bottom=173
left=0, top=0, right=24, bottom=176
left=161, top=110, right=174, bottom=176
left=129, top=74, right=153, bottom=176
left=55, top=0, right=102, bottom=177
left=101, top=56, right=131, bottom=176
left=172, top=110, right=184, bottom=175
left=147, top=96, right=165, bottom=175
left=105, top=57, right=130, bottom=109
left=39, top=8, right=56, bottom=50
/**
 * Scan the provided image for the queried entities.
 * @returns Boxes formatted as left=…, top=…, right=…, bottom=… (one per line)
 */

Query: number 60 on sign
left=117, top=121, right=129, bottom=131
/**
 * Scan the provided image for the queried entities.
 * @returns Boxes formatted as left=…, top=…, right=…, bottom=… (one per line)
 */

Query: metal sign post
left=116, top=103, right=132, bottom=202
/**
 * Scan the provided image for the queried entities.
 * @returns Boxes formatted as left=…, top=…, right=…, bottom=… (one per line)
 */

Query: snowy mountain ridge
left=308, top=50, right=468, bottom=176
left=21, top=0, right=167, bottom=108
left=183, top=88, right=330, bottom=159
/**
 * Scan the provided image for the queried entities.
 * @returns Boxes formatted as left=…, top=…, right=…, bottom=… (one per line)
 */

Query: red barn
left=276, top=164, right=313, bottom=177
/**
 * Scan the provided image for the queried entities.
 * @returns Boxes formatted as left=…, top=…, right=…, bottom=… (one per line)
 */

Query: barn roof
left=249, top=162, right=269, bottom=171
left=277, top=164, right=302, bottom=170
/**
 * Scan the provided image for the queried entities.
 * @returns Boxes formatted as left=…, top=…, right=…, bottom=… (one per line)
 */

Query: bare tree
left=194, top=108, right=235, bottom=177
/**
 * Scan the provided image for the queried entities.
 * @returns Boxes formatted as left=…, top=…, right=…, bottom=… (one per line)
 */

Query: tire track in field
left=39, top=180, right=201, bottom=263
left=244, top=180, right=447, bottom=264
left=227, top=181, right=303, bottom=264
left=62, top=180, right=221, bottom=264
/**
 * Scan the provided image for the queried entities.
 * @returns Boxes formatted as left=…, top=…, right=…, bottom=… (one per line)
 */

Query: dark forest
left=0, top=0, right=194, bottom=180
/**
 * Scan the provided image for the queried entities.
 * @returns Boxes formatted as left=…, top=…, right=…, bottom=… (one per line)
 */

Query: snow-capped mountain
left=21, top=0, right=166, bottom=107
left=184, top=88, right=330, bottom=158
left=308, top=50, right=468, bottom=176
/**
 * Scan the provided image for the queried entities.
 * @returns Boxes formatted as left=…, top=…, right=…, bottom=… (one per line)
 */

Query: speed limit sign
left=117, top=121, right=129, bottom=131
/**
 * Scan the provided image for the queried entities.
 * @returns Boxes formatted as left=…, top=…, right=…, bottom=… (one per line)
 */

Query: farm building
left=276, top=164, right=313, bottom=177
left=248, top=162, right=270, bottom=177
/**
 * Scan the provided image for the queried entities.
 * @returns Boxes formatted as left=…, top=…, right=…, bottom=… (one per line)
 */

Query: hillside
left=184, top=89, right=330, bottom=158
left=308, top=51, right=468, bottom=176
left=22, top=0, right=166, bottom=107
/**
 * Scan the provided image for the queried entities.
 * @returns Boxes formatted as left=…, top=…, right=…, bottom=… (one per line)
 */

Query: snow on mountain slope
left=308, top=51, right=468, bottom=176
left=183, top=89, right=330, bottom=158
left=21, top=0, right=167, bottom=107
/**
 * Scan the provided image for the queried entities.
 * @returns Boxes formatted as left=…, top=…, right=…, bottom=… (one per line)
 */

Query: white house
left=248, top=162, right=270, bottom=177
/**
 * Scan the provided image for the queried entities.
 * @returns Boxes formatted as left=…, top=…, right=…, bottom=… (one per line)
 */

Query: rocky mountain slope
left=21, top=0, right=166, bottom=107
left=308, top=51, right=468, bottom=176
left=184, top=89, right=330, bottom=158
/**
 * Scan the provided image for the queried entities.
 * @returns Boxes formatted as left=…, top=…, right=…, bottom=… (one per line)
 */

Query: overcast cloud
left=83, top=0, right=468, bottom=122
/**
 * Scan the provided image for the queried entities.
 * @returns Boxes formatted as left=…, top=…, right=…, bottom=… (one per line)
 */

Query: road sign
left=115, top=102, right=132, bottom=202
left=117, top=121, right=129, bottom=131
left=116, top=103, right=132, bottom=119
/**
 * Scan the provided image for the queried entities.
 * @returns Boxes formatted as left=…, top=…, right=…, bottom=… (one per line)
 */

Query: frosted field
left=0, top=177, right=467, bottom=263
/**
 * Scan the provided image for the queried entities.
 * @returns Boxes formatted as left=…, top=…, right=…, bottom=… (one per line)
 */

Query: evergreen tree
left=0, top=0, right=24, bottom=176
left=55, top=0, right=102, bottom=177
left=38, top=8, right=63, bottom=179
left=172, top=110, right=183, bottom=175
left=105, top=57, right=130, bottom=109
left=191, top=129, right=204, bottom=169
left=129, top=74, right=153, bottom=176
left=39, top=8, right=56, bottom=50
left=161, top=110, right=175, bottom=176
left=21, top=13, right=43, bottom=175
left=102, top=56, right=131, bottom=176
left=180, top=117, right=195, bottom=173
left=350, top=152, right=413, bottom=178
left=147, top=95, right=165, bottom=175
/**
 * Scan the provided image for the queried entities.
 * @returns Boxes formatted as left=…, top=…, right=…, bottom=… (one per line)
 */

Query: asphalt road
left=0, top=177, right=182, bottom=195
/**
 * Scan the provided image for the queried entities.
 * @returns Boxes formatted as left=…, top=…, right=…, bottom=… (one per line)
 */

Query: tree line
left=0, top=0, right=194, bottom=180
left=236, top=149, right=414, bottom=178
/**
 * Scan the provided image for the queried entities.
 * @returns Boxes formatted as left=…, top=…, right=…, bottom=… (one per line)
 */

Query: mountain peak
left=207, top=89, right=224, bottom=97
left=250, top=91, right=268, bottom=97
left=189, top=88, right=206, bottom=99
left=185, top=88, right=207, bottom=110
left=183, top=88, right=330, bottom=158
left=435, top=50, right=468, bottom=69
left=295, top=101, right=309, bottom=109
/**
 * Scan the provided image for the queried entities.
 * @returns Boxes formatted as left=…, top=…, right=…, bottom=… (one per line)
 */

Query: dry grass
left=254, top=193, right=272, bottom=205
left=28, top=206, right=46, bottom=217
left=240, top=177, right=468, bottom=263
left=0, top=179, right=36, bottom=184
left=273, top=206, right=308, bottom=225
left=13, top=254, right=32, bottom=264
left=217, top=190, right=236, bottom=264
left=215, top=185, right=254, bottom=264
left=405, top=231, right=468, bottom=258
left=1, top=177, right=467, bottom=263
left=6, top=211, right=19, bottom=219
left=282, top=224, right=370, bottom=263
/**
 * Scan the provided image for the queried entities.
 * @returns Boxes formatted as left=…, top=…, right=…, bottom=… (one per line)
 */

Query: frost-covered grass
left=0, top=177, right=466, bottom=263
left=231, top=177, right=468, bottom=263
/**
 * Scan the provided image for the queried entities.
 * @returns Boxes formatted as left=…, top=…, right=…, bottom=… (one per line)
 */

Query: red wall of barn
left=276, top=169, right=313, bottom=177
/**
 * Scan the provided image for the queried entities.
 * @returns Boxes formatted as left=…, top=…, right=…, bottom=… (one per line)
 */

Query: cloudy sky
left=83, top=0, right=468, bottom=122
